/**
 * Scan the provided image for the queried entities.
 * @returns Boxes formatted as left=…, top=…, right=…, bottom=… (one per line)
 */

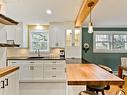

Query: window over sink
left=28, top=25, right=49, bottom=51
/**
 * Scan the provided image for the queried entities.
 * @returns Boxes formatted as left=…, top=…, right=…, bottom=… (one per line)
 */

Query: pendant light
left=88, top=2, right=94, bottom=33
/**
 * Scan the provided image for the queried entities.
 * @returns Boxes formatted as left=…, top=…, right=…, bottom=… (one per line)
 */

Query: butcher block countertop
left=0, top=66, right=19, bottom=78
left=67, top=64, right=124, bottom=85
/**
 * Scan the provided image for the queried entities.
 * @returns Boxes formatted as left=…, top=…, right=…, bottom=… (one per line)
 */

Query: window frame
left=93, top=31, right=127, bottom=53
left=29, top=29, right=49, bottom=52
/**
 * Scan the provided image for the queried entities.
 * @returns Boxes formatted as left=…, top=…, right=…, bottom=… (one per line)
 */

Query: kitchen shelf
left=0, top=43, right=20, bottom=47
left=0, top=14, right=18, bottom=25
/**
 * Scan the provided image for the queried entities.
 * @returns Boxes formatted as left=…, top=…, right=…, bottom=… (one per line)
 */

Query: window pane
left=113, top=35, right=127, bottom=49
left=96, top=43, right=110, bottom=49
left=96, top=34, right=109, bottom=42
left=31, top=32, right=48, bottom=42
left=32, top=42, right=48, bottom=50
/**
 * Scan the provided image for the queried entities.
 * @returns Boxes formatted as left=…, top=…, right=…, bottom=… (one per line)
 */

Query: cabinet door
left=0, top=77, right=4, bottom=95
left=33, top=63, right=43, bottom=80
left=20, top=63, right=33, bottom=80
left=49, top=22, right=65, bottom=48
left=4, top=71, right=19, bottom=95
left=4, top=72, right=15, bottom=95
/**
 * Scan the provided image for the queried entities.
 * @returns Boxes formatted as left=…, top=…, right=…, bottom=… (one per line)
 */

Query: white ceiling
left=5, top=0, right=127, bottom=26
left=84, top=0, right=127, bottom=27
left=5, top=0, right=83, bottom=24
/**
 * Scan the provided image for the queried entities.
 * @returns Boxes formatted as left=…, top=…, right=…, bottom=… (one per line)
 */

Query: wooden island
left=67, top=64, right=124, bottom=86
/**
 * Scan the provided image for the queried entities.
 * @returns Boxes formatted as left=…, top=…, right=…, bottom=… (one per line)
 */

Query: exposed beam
left=75, top=0, right=99, bottom=27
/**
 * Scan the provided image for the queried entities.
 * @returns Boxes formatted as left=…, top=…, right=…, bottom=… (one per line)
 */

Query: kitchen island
left=67, top=64, right=124, bottom=85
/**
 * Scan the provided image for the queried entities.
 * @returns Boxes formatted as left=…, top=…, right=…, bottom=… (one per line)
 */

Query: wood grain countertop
left=67, top=64, right=124, bottom=85
left=0, top=66, right=19, bottom=78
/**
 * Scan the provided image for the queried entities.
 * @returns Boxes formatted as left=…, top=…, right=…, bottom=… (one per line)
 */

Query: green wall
left=82, top=27, right=127, bottom=71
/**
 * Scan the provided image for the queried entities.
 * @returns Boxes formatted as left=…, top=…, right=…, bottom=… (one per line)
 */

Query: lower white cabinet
left=8, top=60, right=43, bottom=81
left=8, top=59, right=66, bottom=95
left=0, top=71, right=19, bottom=95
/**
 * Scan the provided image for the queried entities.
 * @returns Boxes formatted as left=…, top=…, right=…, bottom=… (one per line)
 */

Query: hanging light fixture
left=88, top=1, right=94, bottom=33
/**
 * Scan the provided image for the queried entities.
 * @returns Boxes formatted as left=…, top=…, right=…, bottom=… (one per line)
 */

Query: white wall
left=0, top=24, right=7, bottom=67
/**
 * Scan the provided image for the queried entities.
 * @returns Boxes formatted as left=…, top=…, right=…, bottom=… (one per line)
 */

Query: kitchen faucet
left=35, top=49, right=40, bottom=57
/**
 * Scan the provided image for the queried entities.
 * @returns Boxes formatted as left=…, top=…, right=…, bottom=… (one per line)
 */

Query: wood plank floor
left=100, top=77, right=127, bottom=95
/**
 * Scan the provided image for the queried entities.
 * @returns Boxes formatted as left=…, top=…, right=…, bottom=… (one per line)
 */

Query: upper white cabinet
left=65, top=28, right=82, bottom=58
left=6, top=22, right=23, bottom=47
left=66, top=29, right=81, bottom=47
left=49, top=22, right=65, bottom=48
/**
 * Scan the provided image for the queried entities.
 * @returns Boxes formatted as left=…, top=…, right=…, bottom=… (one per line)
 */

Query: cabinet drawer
left=44, top=60, right=66, bottom=64
left=44, top=71, right=66, bottom=79
left=44, top=63, right=65, bottom=71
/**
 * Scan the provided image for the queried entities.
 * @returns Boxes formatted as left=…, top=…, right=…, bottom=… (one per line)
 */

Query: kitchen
left=0, top=0, right=126, bottom=95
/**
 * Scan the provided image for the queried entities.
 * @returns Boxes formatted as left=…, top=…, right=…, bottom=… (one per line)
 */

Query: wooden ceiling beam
left=75, top=0, right=99, bottom=28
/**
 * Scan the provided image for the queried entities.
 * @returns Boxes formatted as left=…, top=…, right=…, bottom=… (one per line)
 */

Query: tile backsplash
left=7, top=47, right=64, bottom=58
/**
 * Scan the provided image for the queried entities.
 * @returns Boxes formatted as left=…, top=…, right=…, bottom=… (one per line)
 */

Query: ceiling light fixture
left=46, top=9, right=52, bottom=15
left=88, top=1, right=94, bottom=33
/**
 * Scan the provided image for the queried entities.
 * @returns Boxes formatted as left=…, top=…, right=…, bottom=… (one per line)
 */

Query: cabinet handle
left=65, top=68, right=66, bottom=72
left=55, top=43, right=59, bottom=46
left=52, top=76, right=56, bottom=77
left=30, top=62, right=35, bottom=63
left=52, top=68, right=56, bottom=70
left=29, top=66, right=34, bottom=70
left=52, top=62, right=56, bottom=63
left=12, top=62, right=16, bottom=63
left=5, top=78, right=8, bottom=86
left=1, top=80, right=5, bottom=88
left=72, top=43, right=75, bottom=46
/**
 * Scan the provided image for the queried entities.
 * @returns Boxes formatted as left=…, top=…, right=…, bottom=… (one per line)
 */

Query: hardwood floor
left=103, top=77, right=127, bottom=95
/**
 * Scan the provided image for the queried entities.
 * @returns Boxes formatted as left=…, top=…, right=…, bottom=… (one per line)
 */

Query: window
left=29, top=30, right=49, bottom=51
left=93, top=31, right=127, bottom=53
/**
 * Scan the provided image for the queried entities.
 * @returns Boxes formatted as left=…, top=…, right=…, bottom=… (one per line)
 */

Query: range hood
left=0, top=14, right=18, bottom=25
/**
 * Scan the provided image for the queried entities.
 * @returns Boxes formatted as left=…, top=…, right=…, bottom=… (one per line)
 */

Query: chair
left=86, top=65, right=113, bottom=95
left=120, top=57, right=127, bottom=79
left=116, top=90, right=125, bottom=95
left=79, top=91, right=97, bottom=95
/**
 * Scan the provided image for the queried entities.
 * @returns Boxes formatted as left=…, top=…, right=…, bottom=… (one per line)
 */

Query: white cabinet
left=8, top=59, right=66, bottom=95
left=0, top=70, right=19, bottom=95
left=8, top=60, right=43, bottom=81
left=49, top=22, right=65, bottom=48
left=43, top=60, right=66, bottom=80
left=8, top=60, right=66, bottom=95
left=0, top=77, right=4, bottom=95
left=65, top=28, right=82, bottom=58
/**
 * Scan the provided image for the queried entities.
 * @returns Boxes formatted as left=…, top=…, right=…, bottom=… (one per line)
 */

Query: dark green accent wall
left=82, top=27, right=127, bottom=71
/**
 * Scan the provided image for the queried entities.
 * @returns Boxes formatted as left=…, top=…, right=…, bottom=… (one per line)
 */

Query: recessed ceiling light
left=46, top=9, right=52, bottom=15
